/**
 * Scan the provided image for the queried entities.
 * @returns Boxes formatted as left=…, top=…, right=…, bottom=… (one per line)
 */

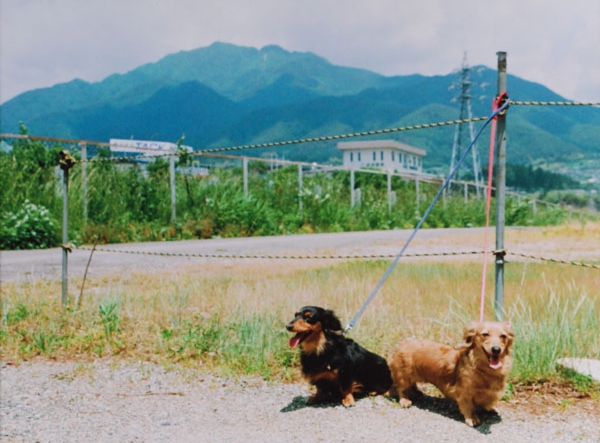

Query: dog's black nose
left=491, top=346, right=501, bottom=355
left=286, top=323, right=294, bottom=331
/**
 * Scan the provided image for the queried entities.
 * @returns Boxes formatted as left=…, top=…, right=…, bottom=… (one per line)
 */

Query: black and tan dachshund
left=287, top=306, right=392, bottom=407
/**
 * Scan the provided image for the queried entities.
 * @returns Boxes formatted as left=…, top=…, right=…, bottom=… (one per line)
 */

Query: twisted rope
left=509, top=251, right=600, bottom=270
left=2, top=115, right=489, bottom=164
left=199, top=117, right=490, bottom=154
left=75, top=246, right=483, bottom=260
left=511, top=100, right=600, bottom=107
left=75, top=245, right=600, bottom=268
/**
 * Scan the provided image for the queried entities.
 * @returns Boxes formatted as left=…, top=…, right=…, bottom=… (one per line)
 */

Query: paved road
left=1, top=227, right=487, bottom=283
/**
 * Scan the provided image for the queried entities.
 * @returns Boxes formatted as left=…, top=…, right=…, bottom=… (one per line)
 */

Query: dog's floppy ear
left=321, top=309, right=343, bottom=332
left=454, top=322, right=478, bottom=350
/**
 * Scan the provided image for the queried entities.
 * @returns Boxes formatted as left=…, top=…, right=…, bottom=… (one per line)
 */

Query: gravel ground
left=2, top=360, right=599, bottom=443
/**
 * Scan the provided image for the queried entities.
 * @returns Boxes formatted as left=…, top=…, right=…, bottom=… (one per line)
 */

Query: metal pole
left=415, top=177, right=420, bottom=216
left=443, top=185, right=447, bottom=209
left=494, top=51, right=508, bottom=321
left=387, top=171, right=392, bottom=214
left=243, top=157, right=249, bottom=198
left=59, top=150, right=76, bottom=306
left=298, top=164, right=303, bottom=213
left=170, top=156, right=176, bottom=222
left=350, top=169, right=355, bottom=208
left=80, top=141, right=87, bottom=223
left=61, top=166, right=69, bottom=306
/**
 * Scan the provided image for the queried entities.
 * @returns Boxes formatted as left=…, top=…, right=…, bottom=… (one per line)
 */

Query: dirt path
left=3, top=225, right=599, bottom=283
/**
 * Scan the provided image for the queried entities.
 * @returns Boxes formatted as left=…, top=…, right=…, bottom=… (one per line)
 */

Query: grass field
left=2, top=223, right=599, bottom=396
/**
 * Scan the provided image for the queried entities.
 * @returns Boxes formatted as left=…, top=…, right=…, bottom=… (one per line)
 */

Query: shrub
left=0, top=200, right=59, bottom=250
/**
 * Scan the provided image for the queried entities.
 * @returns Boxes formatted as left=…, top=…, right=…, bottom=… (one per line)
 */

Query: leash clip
left=342, top=324, right=352, bottom=335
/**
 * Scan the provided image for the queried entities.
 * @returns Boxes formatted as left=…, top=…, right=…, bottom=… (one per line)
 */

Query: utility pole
left=449, top=52, right=483, bottom=196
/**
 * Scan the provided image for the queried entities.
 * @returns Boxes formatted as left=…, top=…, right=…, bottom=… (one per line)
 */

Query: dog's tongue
left=489, top=356, right=503, bottom=370
left=289, top=334, right=302, bottom=348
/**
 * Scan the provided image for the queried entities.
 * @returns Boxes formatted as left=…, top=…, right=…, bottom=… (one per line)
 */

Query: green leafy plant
left=0, top=200, right=59, bottom=249
left=3, top=304, right=30, bottom=325
left=99, top=302, right=120, bottom=339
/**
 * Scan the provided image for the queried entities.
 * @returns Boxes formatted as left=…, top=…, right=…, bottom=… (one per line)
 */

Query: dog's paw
left=342, top=394, right=356, bottom=407
left=399, top=398, right=413, bottom=408
left=465, top=416, right=480, bottom=427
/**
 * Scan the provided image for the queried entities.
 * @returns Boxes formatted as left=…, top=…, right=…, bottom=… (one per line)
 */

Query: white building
left=337, top=140, right=426, bottom=173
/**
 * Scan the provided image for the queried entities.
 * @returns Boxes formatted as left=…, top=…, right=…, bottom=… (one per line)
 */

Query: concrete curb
left=556, top=358, right=600, bottom=383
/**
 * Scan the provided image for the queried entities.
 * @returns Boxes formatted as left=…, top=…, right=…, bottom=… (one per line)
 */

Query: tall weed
left=508, top=286, right=599, bottom=381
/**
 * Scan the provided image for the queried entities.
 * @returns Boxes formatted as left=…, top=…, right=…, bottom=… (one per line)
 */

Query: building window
left=358, top=152, right=361, bottom=161
left=372, top=151, right=376, bottom=161
left=392, top=152, right=395, bottom=162
left=350, top=152, right=354, bottom=162
left=380, top=151, right=384, bottom=161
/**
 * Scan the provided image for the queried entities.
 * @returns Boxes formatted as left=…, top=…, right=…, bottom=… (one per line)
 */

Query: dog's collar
left=325, top=329, right=343, bottom=336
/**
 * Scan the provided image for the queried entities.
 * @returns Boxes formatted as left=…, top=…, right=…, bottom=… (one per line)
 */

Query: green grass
left=509, top=287, right=600, bottom=381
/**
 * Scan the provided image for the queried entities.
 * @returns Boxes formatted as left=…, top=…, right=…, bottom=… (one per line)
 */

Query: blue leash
left=344, top=97, right=510, bottom=334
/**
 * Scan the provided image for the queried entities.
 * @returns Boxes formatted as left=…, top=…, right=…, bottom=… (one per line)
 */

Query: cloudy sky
left=1, top=0, right=599, bottom=105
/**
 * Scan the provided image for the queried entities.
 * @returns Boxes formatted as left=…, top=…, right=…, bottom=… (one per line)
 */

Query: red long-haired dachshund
left=287, top=306, right=392, bottom=407
left=388, top=321, right=514, bottom=426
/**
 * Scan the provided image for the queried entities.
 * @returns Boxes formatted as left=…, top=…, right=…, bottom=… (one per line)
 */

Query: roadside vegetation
left=2, top=127, right=597, bottom=250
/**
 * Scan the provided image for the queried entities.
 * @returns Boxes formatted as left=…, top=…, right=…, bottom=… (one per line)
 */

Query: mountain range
left=1, top=42, right=599, bottom=182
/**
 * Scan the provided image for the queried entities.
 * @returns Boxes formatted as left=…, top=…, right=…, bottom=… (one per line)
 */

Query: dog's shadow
left=281, top=395, right=318, bottom=412
left=280, top=393, right=364, bottom=413
left=398, top=394, right=503, bottom=434
left=281, top=393, right=502, bottom=434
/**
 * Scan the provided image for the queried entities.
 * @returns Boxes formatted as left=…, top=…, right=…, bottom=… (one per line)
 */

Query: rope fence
left=75, top=245, right=600, bottom=270
left=75, top=246, right=484, bottom=260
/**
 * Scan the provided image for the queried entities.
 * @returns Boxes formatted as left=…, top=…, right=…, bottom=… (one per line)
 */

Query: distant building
left=337, top=140, right=426, bottom=173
